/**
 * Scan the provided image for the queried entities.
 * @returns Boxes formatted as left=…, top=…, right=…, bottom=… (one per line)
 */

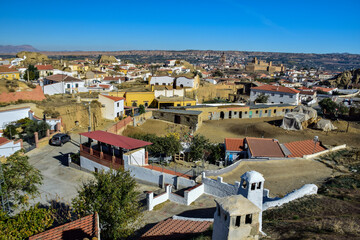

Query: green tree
left=25, top=120, right=50, bottom=139
left=162, top=134, right=182, bottom=157
left=255, top=93, right=269, bottom=103
left=337, top=103, right=349, bottom=115
left=3, top=124, right=18, bottom=140
left=1, top=151, right=43, bottom=210
left=0, top=204, right=54, bottom=239
left=206, top=143, right=224, bottom=164
left=319, top=98, right=337, bottom=115
left=189, top=135, right=210, bottom=162
left=72, top=169, right=142, bottom=239
left=23, top=65, right=39, bottom=81
left=139, top=104, right=146, bottom=114
left=212, top=70, right=224, bottom=77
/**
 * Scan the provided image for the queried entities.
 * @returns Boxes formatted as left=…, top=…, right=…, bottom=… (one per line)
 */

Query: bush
left=9, top=88, right=15, bottom=92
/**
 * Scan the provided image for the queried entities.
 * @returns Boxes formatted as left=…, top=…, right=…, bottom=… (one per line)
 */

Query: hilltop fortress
left=246, top=57, right=285, bottom=73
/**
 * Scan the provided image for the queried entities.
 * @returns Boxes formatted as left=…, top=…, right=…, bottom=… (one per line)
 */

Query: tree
left=189, top=135, right=210, bottom=162
left=1, top=150, right=43, bottom=210
left=139, top=104, right=146, bottom=114
left=319, top=98, right=337, bottom=115
left=25, top=120, right=50, bottom=139
left=212, top=70, right=224, bottom=77
left=254, top=93, right=269, bottom=103
left=3, top=124, right=19, bottom=140
left=206, top=143, right=224, bottom=164
left=23, top=65, right=39, bottom=81
left=72, top=169, right=142, bottom=239
left=162, top=133, right=182, bottom=157
left=0, top=204, right=54, bottom=239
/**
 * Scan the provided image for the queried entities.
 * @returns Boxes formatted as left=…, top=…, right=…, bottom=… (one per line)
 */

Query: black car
left=50, top=133, right=71, bottom=146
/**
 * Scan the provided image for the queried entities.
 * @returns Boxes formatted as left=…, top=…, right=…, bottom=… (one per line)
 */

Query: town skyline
left=1, top=0, right=360, bottom=54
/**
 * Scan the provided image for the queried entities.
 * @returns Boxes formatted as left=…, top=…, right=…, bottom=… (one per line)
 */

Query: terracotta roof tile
left=0, top=66, right=18, bottom=73
left=29, top=213, right=99, bottom=240
left=35, top=65, right=54, bottom=70
left=251, top=84, right=300, bottom=94
left=45, top=74, right=82, bottom=82
left=284, top=139, right=327, bottom=158
left=246, top=137, right=286, bottom=158
left=140, top=218, right=211, bottom=240
left=101, top=94, right=125, bottom=101
left=225, top=138, right=244, bottom=151
left=0, top=137, right=10, bottom=145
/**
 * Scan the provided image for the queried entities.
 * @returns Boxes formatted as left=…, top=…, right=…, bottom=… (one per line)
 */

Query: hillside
left=325, top=68, right=360, bottom=88
left=0, top=45, right=39, bottom=53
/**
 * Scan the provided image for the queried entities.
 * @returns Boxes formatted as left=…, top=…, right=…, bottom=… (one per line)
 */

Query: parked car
left=148, top=153, right=172, bottom=164
left=50, top=133, right=71, bottom=146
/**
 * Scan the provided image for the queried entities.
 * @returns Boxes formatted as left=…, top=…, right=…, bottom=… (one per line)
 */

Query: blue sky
left=1, top=0, right=359, bottom=53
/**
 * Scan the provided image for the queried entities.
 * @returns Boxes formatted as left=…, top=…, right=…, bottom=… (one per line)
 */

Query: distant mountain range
left=0, top=45, right=39, bottom=53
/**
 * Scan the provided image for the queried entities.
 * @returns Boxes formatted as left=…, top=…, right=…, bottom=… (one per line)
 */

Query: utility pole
left=88, top=102, right=91, bottom=132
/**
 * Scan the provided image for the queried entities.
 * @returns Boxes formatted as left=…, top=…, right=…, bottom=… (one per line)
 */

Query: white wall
left=0, top=107, right=30, bottom=129
left=154, top=89, right=184, bottom=98
left=0, top=140, right=22, bottom=157
left=250, top=90, right=299, bottom=105
left=43, top=82, right=63, bottom=95
left=80, top=155, right=110, bottom=172
left=176, top=77, right=194, bottom=88
left=43, top=81, right=85, bottom=95
left=150, top=76, right=174, bottom=86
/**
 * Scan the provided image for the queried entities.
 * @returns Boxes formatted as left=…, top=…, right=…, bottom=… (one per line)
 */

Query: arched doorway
left=220, top=111, right=225, bottom=119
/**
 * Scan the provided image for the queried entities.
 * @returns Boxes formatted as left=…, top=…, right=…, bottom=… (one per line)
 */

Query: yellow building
left=119, top=69, right=127, bottom=74
left=109, top=91, right=155, bottom=107
left=0, top=66, right=20, bottom=80
left=155, top=96, right=197, bottom=109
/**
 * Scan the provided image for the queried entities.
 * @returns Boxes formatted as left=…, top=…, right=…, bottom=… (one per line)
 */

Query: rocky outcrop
left=16, top=51, right=49, bottom=65
left=325, top=68, right=360, bottom=88
left=98, top=55, right=117, bottom=63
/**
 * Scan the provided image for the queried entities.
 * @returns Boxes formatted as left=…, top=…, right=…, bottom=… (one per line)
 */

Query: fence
left=106, top=116, right=132, bottom=134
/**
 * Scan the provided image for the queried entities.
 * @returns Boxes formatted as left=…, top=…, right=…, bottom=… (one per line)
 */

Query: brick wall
left=106, top=116, right=132, bottom=134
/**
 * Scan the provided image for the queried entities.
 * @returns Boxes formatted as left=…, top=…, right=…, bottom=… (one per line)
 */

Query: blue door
left=268, top=109, right=271, bottom=117
left=259, top=110, right=263, bottom=118
left=249, top=111, right=252, bottom=118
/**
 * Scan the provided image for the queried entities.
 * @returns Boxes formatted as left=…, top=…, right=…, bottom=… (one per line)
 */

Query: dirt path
left=219, top=159, right=335, bottom=197
left=197, top=117, right=360, bottom=147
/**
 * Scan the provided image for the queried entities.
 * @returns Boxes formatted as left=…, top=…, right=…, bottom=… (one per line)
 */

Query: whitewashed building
left=250, top=85, right=300, bottom=105
left=0, top=137, right=22, bottom=157
left=150, top=76, right=174, bottom=86
left=42, top=74, right=85, bottom=95
left=98, top=94, right=125, bottom=120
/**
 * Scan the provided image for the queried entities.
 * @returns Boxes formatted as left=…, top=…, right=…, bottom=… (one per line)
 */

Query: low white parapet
left=263, top=184, right=318, bottom=210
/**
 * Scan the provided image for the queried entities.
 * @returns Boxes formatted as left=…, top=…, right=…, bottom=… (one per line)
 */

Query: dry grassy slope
left=0, top=80, right=32, bottom=93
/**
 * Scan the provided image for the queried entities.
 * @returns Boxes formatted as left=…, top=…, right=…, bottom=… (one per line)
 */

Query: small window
left=251, top=183, right=256, bottom=190
left=290, top=95, right=293, bottom=98
left=256, top=110, right=259, bottom=114
left=242, top=181, right=247, bottom=189
left=177, top=104, right=181, bottom=106
left=161, top=113, right=164, bottom=117
left=271, top=93, right=274, bottom=96
left=144, top=102, right=148, bottom=107
left=117, top=102, right=120, bottom=107
left=186, top=117, right=190, bottom=122
left=235, top=216, right=241, bottom=227
left=280, top=94, right=283, bottom=97
left=234, top=112, right=237, bottom=115
left=274, top=109, right=277, bottom=113
left=245, top=214, right=252, bottom=224
left=186, top=103, right=191, bottom=106
left=245, top=111, right=248, bottom=114
left=94, top=167, right=98, bottom=173
left=75, top=83, right=79, bottom=88
left=257, top=182, right=262, bottom=189
left=265, top=110, right=267, bottom=113
left=67, top=84, right=70, bottom=88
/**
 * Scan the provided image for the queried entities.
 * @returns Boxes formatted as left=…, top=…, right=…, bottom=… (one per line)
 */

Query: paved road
left=27, top=134, right=93, bottom=206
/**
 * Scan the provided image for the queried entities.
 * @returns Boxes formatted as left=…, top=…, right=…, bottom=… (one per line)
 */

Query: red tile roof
left=312, top=86, right=336, bottom=92
left=140, top=218, right=212, bottom=240
left=284, top=139, right=327, bottom=158
left=100, top=94, right=125, bottom=102
left=35, top=65, right=54, bottom=70
left=251, top=85, right=300, bottom=94
left=80, top=130, right=152, bottom=150
left=246, top=137, right=286, bottom=158
left=103, top=76, right=123, bottom=81
left=0, top=137, right=10, bottom=146
left=0, top=66, right=18, bottom=73
left=29, top=213, right=99, bottom=240
left=225, top=138, right=244, bottom=151
left=45, top=74, right=82, bottom=82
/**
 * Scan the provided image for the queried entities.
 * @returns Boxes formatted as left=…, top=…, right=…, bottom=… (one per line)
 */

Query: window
left=186, top=117, right=190, bottom=122
left=245, top=214, right=252, bottom=224
left=242, top=181, right=247, bottom=189
left=251, top=183, right=256, bottom=190
left=177, top=104, right=181, bottom=106
left=67, top=84, right=70, bottom=88
left=162, top=83, right=166, bottom=86
left=117, top=102, right=120, bottom=107
left=75, top=83, right=79, bottom=88
left=161, top=113, right=164, bottom=117
left=265, top=110, right=267, bottom=113
left=235, top=216, right=241, bottom=227
left=144, top=102, right=148, bottom=107
left=257, top=182, right=262, bottom=189
left=117, top=112, right=120, bottom=117
left=245, top=111, right=248, bottom=114
left=186, top=103, right=191, bottom=106
left=271, top=93, right=274, bottom=96
left=290, top=95, right=293, bottom=98
left=280, top=94, right=284, bottom=97
left=280, top=102, right=283, bottom=104
left=256, top=110, right=258, bottom=114
left=94, top=167, right=98, bottom=173
left=274, top=109, right=277, bottom=113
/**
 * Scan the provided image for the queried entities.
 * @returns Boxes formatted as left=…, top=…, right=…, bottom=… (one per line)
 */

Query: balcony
left=80, top=144, right=124, bottom=170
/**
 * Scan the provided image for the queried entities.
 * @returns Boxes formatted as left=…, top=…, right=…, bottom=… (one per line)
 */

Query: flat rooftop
left=156, top=109, right=202, bottom=115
